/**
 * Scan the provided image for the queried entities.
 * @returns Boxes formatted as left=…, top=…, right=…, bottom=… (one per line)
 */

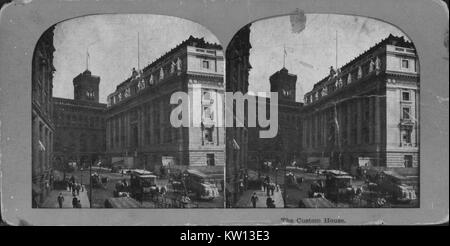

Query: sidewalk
left=235, top=185, right=284, bottom=208
left=41, top=187, right=90, bottom=208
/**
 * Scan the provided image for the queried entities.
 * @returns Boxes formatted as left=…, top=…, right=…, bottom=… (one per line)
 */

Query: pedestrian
left=266, top=184, right=271, bottom=196
left=244, top=172, right=249, bottom=190
left=266, top=196, right=273, bottom=208
left=72, top=196, right=78, bottom=208
left=250, top=192, right=259, bottom=208
left=70, top=175, right=75, bottom=184
left=72, top=183, right=76, bottom=196
left=75, top=183, right=81, bottom=195
left=57, top=193, right=64, bottom=208
left=160, top=165, right=165, bottom=177
left=262, top=179, right=267, bottom=192
left=50, top=174, right=54, bottom=189
left=270, top=199, right=276, bottom=208
left=270, top=183, right=275, bottom=196
left=239, top=179, right=244, bottom=194
left=67, top=180, right=72, bottom=192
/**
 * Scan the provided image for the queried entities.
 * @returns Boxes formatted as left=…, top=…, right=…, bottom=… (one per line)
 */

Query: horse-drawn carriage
left=90, top=173, right=105, bottom=188
left=324, top=170, right=354, bottom=202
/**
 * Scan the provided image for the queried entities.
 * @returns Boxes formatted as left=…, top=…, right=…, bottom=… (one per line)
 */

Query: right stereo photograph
left=225, top=13, right=420, bottom=208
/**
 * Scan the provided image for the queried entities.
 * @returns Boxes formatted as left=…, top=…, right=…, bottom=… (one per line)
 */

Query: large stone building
left=225, top=24, right=252, bottom=206
left=247, top=67, right=303, bottom=171
left=52, top=69, right=107, bottom=169
left=301, top=35, right=420, bottom=173
left=32, top=26, right=55, bottom=207
left=105, top=36, right=224, bottom=174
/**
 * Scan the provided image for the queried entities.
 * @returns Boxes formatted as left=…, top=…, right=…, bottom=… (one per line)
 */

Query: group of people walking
left=249, top=175, right=278, bottom=208
left=67, top=175, right=84, bottom=196
left=56, top=175, right=84, bottom=208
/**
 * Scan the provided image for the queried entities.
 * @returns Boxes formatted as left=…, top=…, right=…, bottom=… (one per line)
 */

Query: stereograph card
left=0, top=0, right=448, bottom=225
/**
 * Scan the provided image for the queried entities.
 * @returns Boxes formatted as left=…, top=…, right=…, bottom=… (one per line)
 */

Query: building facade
left=52, top=69, right=107, bottom=169
left=32, top=26, right=55, bottom=207
left=225, top=24, right=252, bottom=206
left=301, top=35, right=420, bottom=173
left=247, top=67, right=303, bottom=170
left=105, top=36, right=225, bottom=174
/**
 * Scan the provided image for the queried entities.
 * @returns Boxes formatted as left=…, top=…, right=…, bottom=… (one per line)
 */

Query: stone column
left=118, top=114, right=123, bottom=149
left=414, top=89, right=419, bottom=147
left=138, top=106, right=143, bottom=147
left=322, top=111, right=326, bottom=147
left=356, top=99, right=362, bottom=144
left=368, top=97, right=374, bottom=144
left=347, top=102, right=352, bottom=144
left=150, top=101, right=154, bottom=145
left=160, top=100, right=164, bottom=143
left=125, top=112, right=130, bottom=149
left=374, top=96, right=381, bottom=144
left=106, top=119, right=110, bottom=150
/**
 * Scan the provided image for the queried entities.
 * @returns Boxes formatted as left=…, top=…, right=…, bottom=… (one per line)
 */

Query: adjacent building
left=32, top=26, right=55, bottom=207
left=247, top=67, right=303, bottom=170
left=105, top=36, right=225, bottom=175
left=52, top=69, right=107, bottom=168
left=301, top=35, right=420, bottom=174
left=225, top=24, right=252, bottom=206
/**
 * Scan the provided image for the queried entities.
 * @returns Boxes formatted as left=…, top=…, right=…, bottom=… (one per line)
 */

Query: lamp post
left=283, top=159, right=287, bottom=208
left=89, top=156, right=93, bottom=208
left=80, top=160, right=83, bottom=186
left=275, top=167, right=278, bottom=186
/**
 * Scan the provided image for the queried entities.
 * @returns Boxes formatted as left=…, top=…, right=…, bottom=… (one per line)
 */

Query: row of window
left=55, top=133, right=103, bottom=153
left=55, top=112, right=105, bottom=128
left=32, top=117, right=53, bottom=177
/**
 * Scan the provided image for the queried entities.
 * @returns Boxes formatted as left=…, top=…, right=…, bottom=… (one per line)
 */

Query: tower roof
left=270, top=67, right=297, bottom=81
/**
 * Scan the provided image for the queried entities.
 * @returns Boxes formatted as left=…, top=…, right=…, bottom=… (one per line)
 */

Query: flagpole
left=137, top=32, right=140, bottom=70
left=283, top=44, right=286, bottom=68
left=86, top=49, right=89, bottom=71
left=335, top=30, right=338, bottom=68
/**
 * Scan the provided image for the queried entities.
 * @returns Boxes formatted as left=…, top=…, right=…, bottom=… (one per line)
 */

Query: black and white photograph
left=31, top=14, right=225, bottom=209
left=0, top=0, right=447, bottom=226
left=226, top=13, right=420, bottom=208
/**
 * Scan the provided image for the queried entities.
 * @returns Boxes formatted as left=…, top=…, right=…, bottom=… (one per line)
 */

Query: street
left=43, top=169, right=224, bottom=208
left=237, top=168, right=417, bottom=208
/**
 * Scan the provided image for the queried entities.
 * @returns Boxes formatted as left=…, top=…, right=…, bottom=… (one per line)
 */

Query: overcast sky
left=248, top=14, right=410, bottom=102
left=52, top=14, right=410, bottom=104
left=52, top=14, right=220, bottom=103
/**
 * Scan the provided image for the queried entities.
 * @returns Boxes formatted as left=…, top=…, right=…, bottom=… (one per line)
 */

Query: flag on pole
left=232, top=138, right=240, bottom=150
left=86, top=50, right=90, bottom=70
left=38, top=140, right=46, bottom=151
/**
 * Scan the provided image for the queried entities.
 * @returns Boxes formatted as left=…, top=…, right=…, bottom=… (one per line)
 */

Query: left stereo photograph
left=32, top=14, right=225, bottom=209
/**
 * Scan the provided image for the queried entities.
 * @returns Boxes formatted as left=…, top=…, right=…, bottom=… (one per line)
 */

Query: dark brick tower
left=73, top=70, right=100, bottom=102
left=269, top=67, right=297, bottom=102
